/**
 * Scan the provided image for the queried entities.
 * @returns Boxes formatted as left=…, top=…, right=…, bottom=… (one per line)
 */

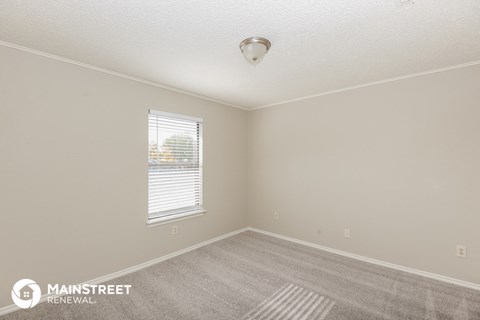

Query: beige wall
left=247, top=64, right=480, bottom=284
left=0, top=45, right=247, bottom=308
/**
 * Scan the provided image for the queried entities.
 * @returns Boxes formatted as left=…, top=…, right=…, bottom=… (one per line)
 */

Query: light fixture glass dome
left=239, top=37, right=271, bottom=65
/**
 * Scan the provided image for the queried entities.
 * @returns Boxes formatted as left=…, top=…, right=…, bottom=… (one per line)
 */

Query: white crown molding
left=2, top=40, right=479, bottom=112
left=248, top=227, right=480, bottom=291
left=0, top=227, right=249, bottom=316
left=251, top=59, right=480, bottom=110
left=0, top=40, right=248, bottom=111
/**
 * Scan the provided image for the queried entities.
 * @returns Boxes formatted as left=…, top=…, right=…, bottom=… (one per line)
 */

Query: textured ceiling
left=1, top=1, right=479, bottom=109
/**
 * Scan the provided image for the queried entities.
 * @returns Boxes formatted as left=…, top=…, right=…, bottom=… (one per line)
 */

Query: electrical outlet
left=456, top=245, right=467, bottom=258
left=344, top=228, right=351, bottom=238
left=274, top=212, right=279, bottom=220
left=172, top=225, right=178, bottom=235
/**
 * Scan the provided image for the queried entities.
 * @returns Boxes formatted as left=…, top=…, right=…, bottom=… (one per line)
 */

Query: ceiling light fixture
left=239, top=37, right=271, bottom=66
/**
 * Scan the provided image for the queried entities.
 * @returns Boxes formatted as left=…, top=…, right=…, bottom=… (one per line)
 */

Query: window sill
left=146, top=209, right=206, bottom=227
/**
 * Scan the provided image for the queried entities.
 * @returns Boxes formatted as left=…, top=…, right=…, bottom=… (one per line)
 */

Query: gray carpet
left=2, top=231, right=480, bottom=320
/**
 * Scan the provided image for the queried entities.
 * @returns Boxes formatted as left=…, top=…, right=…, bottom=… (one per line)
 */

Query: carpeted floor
left=3, top=231, right=480, bottom=319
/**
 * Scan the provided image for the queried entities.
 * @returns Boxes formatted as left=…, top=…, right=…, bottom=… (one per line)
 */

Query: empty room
left=1, top=1, right=479, bottom=319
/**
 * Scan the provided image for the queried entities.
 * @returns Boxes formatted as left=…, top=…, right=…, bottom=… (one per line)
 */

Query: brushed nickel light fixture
left=239, top=37, right=271, bottom=65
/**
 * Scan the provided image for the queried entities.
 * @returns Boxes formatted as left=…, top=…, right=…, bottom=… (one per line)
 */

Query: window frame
left=147, top=109, right=205, bottom=226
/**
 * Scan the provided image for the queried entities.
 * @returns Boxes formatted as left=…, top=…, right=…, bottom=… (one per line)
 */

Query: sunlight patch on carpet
left=245, top=283, right=335, bottom=320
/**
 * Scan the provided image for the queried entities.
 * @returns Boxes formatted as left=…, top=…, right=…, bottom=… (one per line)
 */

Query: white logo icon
left=11, top=279, right=41, bottom=309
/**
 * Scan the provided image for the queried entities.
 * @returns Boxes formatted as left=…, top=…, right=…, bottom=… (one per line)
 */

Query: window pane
left=148, top=111, right=203, bottom=219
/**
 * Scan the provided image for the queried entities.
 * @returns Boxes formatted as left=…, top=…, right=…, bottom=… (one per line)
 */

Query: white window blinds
left=148, top=110, right=203, bottom=220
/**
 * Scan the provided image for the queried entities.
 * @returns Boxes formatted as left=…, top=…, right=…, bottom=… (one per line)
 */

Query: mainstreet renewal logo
left=11, top=279, right=41, bottom=309
left=12, top=279, right=131, bottom=308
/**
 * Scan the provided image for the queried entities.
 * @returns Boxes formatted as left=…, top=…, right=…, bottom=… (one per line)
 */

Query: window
left=148, top=110, right=203, bottom=223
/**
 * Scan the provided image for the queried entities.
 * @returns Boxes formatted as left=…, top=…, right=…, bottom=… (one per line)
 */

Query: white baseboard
left=0, top=227, right=249, bottom=316
left=247, top=227, right=480, bottom=291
